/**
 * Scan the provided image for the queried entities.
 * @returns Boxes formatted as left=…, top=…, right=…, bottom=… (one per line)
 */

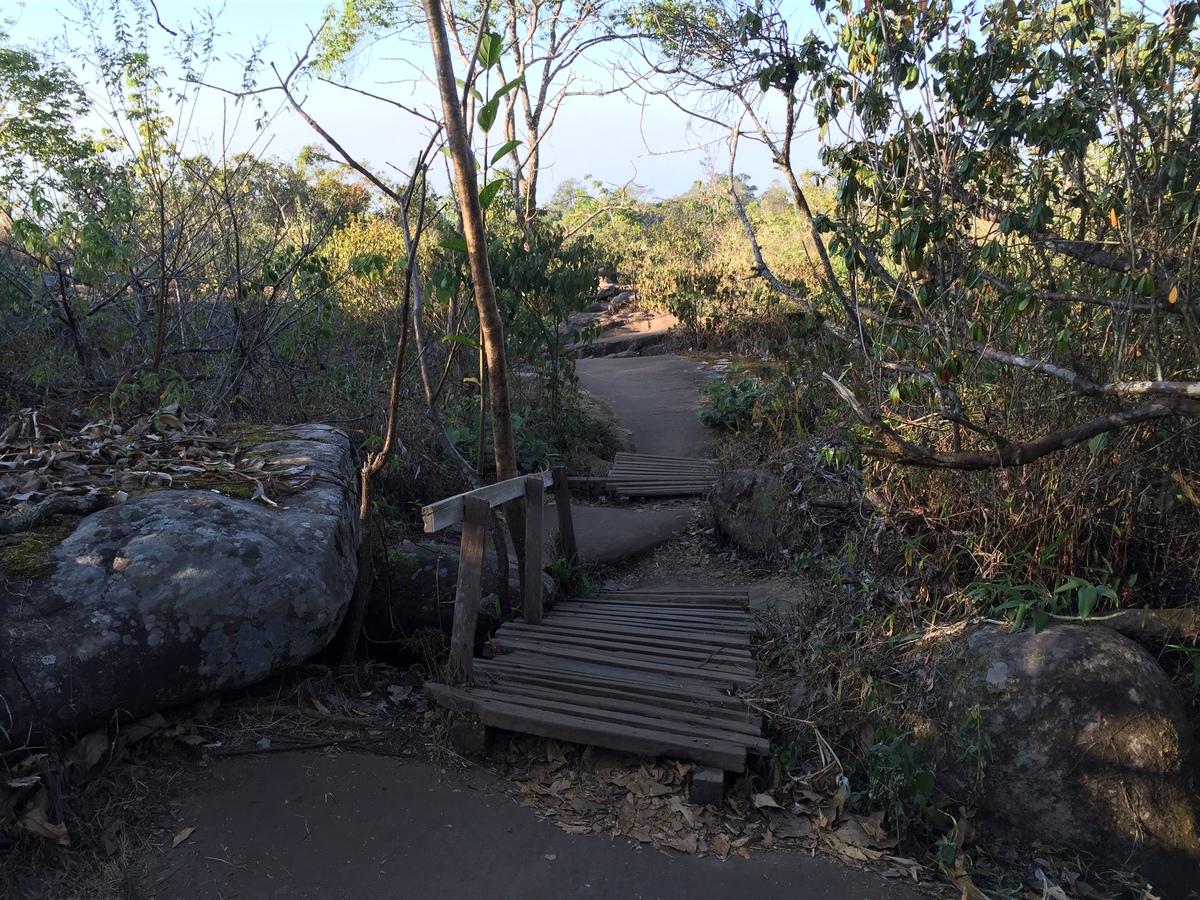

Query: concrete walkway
left=569, top=355, right=716, bottom=564
left=150, top=754, right=922, bottom=900
left=576, top=356, right=715, bottom=458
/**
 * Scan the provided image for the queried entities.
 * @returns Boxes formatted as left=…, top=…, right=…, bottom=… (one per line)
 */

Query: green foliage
left=860, top=726, right=945, bottom=840
left=698, top=373, right=766, bottom=429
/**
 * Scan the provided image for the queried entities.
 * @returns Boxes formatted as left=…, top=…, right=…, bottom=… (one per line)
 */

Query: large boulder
left=917, top=623, right=1200, bottom=894
left=711, top=469, right=794, bottom=556
left=0, top=425, right=358, bottom=746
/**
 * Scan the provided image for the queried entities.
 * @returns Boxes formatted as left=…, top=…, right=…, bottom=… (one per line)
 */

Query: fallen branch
left=0, top=492, right=109, bottom=536
left=823, top=373, right=1200, bottom=469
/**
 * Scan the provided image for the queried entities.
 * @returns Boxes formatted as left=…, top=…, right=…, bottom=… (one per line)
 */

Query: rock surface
left=368, top=540, right=556, bottom=648
left=711, top=469, right=793, bottom=557
left=0, top=425, right=359, bottom=746
left=918, top=623, right=1200, bottom=893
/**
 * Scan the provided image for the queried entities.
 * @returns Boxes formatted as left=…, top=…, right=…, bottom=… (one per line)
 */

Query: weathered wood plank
left=523, top=474, right=545, bottom=625
left=494, top=651, right=739, bottom=696
left=595, top=589, right=749, bottom=602
left=423, top=470, right=552, bottom=533
left=458, top=685, right=771, bottom=754
left=513, top=617, right=750, bottom=650
left=490, top=635, right=756, bottom=687
left=496, top=623, right=752, bottom=668
left=425, top=684, right=748, bottom=771
left=474, top=658, right=747, bottom=710
left=447, top=494, right=489, bottom=685
left=551, top=605, right=752, bottom=630
left=472, top=664, right=762, bottom=732
left=565, top=597, right=749, bottom=616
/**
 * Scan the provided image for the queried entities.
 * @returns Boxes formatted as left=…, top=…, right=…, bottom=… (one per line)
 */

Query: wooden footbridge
left=421, top=469, right=766, bottom=773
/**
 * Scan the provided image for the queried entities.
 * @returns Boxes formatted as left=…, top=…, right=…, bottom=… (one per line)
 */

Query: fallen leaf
left=122, top=712, right=166, bottom=744
left=711, top=833, right=731, bottom=859
left=766, top=810, right=813, bottom=839
left=751, top=792, right=783, bottom=810
left=172, top=826, right=196, bottom=849
left=67, top=732, right=109, bottom=774
left=665, top=833, right=698, bottom=854
left=21, top=806, right=70, bottom=846
left=737, top=846, right=751, bottom=859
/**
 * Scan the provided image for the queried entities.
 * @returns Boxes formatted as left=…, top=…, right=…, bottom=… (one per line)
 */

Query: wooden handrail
left=422, top=470, right=553, bottom=533
left=431, top=467, right=575, bottom=685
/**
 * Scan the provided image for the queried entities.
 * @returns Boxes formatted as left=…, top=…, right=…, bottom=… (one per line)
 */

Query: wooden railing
left=421, top=467, right=577, bottom=685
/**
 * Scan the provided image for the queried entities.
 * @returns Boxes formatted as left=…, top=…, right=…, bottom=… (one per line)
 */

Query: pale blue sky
left=4, top=0, right=823, bottom=199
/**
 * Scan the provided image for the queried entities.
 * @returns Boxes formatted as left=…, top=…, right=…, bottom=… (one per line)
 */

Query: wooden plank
left=423, top=470, right=552, bottom=533
left=472, top=662, right=753, bottom=724
left=567, top=596, right=749, bottom=614
left=447, top=494, right=489, bottom=685
left=549, top=608, right=752, bottom=634
left=490, top=635, right=756, bottom=687
left=425, top=684, right=748, bottom=770
left=554, top=607, right=744, bottom=628
left=457, top=685, right=771, bottom=755
left=613, top=452, right=717, bottom=465
left=588, top=593, right=749, bottom=609
left=527, top=616, right=749, bottom=650
left=523, top=474, right=545, bottom=625
left=600, top=592, right=748, bottom=600
left=597, top=590, right=749, bottom=604
left=552, top=467, right=578, bottom=569
left=473, top=664, right=762, bottom=732
left=474, top=658, right=747, bottom=711
left=496, top=623, right=753, bottom=669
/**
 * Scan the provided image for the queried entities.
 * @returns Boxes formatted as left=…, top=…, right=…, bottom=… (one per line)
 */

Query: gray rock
left=918, top=623, right=1200, bottom=893
left=368, top=541, right=555, bottom=644
left=0, top=425, right=358, bottom=745
left=711, top=469, right=793, bottom=557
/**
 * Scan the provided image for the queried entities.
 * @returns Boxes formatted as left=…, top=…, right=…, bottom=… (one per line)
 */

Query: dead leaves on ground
left=0, top=405, right=314, bottom=517
left=502, top=735, right=920, bottom=882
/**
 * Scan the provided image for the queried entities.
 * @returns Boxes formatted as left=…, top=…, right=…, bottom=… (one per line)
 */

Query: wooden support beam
left=423, top=470, right=553, bottom=533
left=447, top=494, right=489, bottom=685
left=552, top=466, right=577, bottom=569
left=523, top=473, right=545, bottom=625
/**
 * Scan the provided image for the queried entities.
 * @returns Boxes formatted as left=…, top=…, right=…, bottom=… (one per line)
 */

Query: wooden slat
left=490, top=635, right=756, bottom=687
left=613, top=452, right=717, bottom=466
left=426, top=684, right=748, bottom=771
left=473, top=661, right=757, bottom=723
left=495, top=623, right=752, bottom=669
left=549, top=608, right=752, bottom=634
left=495, top=651, right=739, bottom=696
left=523, top=474, right=545, bottom=625
left=454, top=685, right=770, bottom=754
left=447, top=494, right=489, bottom=685
left=517, top=616, right=749, bottom=650
left=423, top=470, right=552, bottom=533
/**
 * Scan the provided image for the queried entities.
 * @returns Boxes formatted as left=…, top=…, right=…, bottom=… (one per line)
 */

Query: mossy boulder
left=0, top=425, right=359, bottom=746
left=916, top=623, right=1200, bottom=895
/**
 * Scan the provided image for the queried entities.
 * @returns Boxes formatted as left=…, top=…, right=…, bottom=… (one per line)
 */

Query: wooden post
left=552, top=467, right=578, bottom=587
left=523, top=474, right=545, bottom=625
left=448, top=494, right=489, bottom=685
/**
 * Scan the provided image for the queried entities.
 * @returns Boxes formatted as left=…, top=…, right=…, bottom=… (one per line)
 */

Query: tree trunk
left=423, top=0, right=519, bottom=486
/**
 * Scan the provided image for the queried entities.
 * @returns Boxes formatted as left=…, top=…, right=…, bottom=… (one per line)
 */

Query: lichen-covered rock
left=711, top=469, right=793, bottom=557
left=919, top=623, right=1200, bottom=894
left=0, top=425, right=358, bottom=746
